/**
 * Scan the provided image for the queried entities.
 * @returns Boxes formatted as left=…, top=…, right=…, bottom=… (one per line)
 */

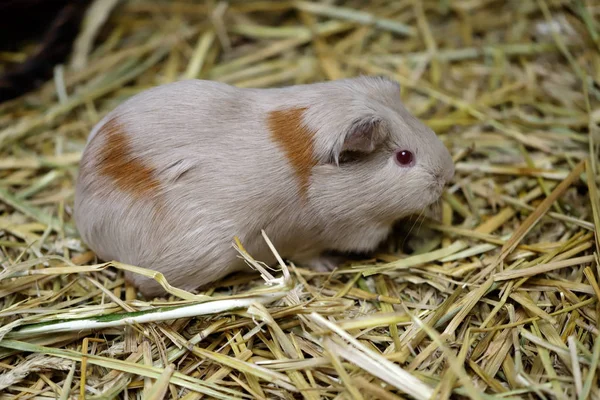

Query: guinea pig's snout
left=443, top=161, right=455, bottom=183
left=432, top=162, right=454, bottom=191
left=438, top=150, right=455, bottom=184
left=433, top=172, right=446, bottom=187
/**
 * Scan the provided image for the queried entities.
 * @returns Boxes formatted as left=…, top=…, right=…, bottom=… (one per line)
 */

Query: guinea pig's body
left=74, top=76, right=454, bottom=297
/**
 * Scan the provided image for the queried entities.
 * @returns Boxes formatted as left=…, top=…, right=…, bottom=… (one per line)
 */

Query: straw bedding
left=0, top=0, right=599, bottom=399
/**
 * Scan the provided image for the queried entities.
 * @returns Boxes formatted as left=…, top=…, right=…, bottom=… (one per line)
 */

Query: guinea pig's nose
left=434, top=164, right=454, bottom=187
left=444, top=162, right=455, bottom=183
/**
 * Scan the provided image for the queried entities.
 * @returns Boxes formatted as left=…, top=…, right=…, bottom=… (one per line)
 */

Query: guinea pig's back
left=108, top=80, right=293, bottom=213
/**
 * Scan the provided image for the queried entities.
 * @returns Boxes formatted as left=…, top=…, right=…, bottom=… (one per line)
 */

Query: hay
left=0, top=0, right=599, bottom=399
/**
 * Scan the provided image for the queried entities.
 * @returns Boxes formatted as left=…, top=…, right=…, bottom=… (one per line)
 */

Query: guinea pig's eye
left=395, top=150, right=414, bottom=166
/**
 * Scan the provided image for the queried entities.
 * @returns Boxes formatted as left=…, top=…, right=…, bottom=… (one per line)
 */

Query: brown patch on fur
left=97, top=117, right=162, bottom=200
left=268, top=107, right=317, bottom=198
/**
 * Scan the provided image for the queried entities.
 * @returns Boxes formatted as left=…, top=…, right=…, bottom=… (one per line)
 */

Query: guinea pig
left=74, top=76, right=455, bottom=298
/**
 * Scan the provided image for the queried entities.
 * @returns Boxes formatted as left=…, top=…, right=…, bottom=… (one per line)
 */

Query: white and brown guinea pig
left=74, top=76, right=455, bottom=297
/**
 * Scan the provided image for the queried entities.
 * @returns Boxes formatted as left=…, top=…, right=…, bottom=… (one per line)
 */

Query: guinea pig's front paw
left=302, top=255, right=344, bottom=272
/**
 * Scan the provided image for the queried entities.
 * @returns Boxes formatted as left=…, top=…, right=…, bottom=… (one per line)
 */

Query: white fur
left=74, top=76, right=454, bottom=297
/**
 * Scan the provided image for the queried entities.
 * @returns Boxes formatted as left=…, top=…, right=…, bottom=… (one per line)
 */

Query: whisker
left=402, top=210, right=423, bottom=249
left=415, top=208, right=426, bottom=235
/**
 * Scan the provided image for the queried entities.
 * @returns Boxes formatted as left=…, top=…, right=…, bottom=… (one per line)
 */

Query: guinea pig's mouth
left=410, top=196, right=443, bottom=223
left=425, top=198, right=443, bottom=221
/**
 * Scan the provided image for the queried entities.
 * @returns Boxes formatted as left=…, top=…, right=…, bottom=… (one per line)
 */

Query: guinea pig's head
left=305, top=76, right=455, bottom=224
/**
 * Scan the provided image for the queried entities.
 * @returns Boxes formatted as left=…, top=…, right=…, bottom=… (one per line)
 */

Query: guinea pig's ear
left=333, top=115, right=386, bottom=164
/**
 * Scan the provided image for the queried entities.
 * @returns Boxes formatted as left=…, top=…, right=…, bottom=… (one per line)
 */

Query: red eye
left=395, top=150, right=414, bottom=166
